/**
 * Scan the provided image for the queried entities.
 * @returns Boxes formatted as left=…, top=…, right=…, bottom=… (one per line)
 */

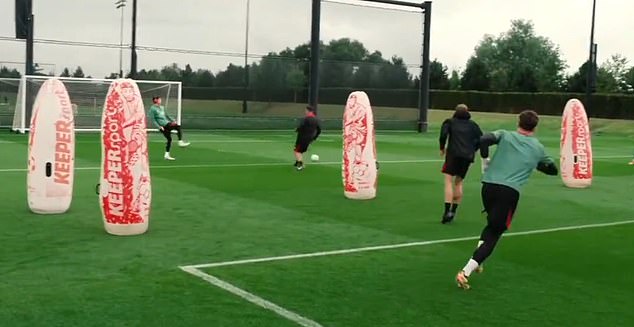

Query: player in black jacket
left=294, top=106, right=321, bottom=171
left=439, top=104, right=483, bottom=224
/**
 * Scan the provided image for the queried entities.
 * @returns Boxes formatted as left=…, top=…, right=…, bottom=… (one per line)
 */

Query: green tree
left=72, top=66, right=85, bottom=78
left=215, top=64, right=246, bottom=87
left=321, top=38, right=368, bottom=87
left=60, top=68, right=71, bottom=77
left=286, top=65, right=306, bottom=102
left=461, top=56, right=490, bottom=91
left=105, top=72, right=119, bottom=79
left=181, top=64, right=195, bottom=86
left=251, top=54, right=289, bottom=102
left=595, top=66, right=619, bottom=93
left=429, top=59, right=450, bottom=90
left=624, top=66, right=634, bottom=93
left=449, top=69, right=461, bottom=90
left=0, top=66, right=21, bottom=78
left=565, top=60, right=628, bottom=94
left=160, top=63, right=181, bottom=81
left=136, top=69, right=163, bottom=81
left=209, top=39, right=415, bottom=90
left=194, top=69, right=215, bottom=87
left=288, top=43, right=311, bottom=81
left=565, top=61, right=593, bottom=92
left=600, top=54, right=630, bottom=93
left=351, top=51, right=384, bottom=89
left=377, top=56, right=411, bottom=89
left=467, top=19, right=566, bottom=92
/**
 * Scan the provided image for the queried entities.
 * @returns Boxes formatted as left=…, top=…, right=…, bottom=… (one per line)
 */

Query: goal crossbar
left=11, top=75, right=182, bottom=133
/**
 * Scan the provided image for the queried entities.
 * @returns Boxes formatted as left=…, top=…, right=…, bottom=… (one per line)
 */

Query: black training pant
left=472, top=182, right=520, bottom=264
left=162, top=123, right=182, bottom=152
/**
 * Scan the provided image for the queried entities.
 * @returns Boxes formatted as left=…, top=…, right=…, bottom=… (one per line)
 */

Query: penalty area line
left=180, top=266, right=323, bottom=327
left=182, top=219, right=634, bottom=270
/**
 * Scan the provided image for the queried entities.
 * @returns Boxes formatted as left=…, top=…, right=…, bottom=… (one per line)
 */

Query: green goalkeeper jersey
left=482, top=130, right=556, bottom=193
left=149, top=104, right=173, bottom=128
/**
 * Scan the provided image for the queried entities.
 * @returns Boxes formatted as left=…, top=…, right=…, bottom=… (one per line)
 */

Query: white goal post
left=10, top=75, right=182, bottom=133
left=0, top=78, right=21, bottom=130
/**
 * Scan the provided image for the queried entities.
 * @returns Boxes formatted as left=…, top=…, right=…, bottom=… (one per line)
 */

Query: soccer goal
left=11, top=75, right=182, bottom=133
left=0, top=78, right=21, bottom=129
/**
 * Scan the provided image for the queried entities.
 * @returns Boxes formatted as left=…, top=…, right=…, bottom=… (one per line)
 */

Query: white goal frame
left=13, top=75, right=182, bottom=133
left=0, top=77, right=21, bottom=129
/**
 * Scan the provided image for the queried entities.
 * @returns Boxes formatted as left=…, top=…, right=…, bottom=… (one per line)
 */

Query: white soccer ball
left=310, top=154, right=320, bottom=162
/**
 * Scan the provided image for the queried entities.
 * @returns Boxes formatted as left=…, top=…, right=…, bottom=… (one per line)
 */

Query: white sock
left=164, top=152, right=170, bottom=157
left=462, top=259, right=480, bottom=277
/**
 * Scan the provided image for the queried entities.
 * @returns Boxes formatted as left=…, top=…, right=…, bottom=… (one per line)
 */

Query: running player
left=456, top=110, right=558, bottom=289
left=294, top=106, right=321, bottom=171
left=439, top=104, right=483, bottom=224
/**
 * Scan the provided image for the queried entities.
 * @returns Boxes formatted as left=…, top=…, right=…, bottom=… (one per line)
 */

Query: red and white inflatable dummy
left=560, top=98, right=593, bottom=188
left=27, top=78, right=75, bottom=214
left=99, top=79, right=151, bottom=235
left=342, top=91, right=378, bottom=200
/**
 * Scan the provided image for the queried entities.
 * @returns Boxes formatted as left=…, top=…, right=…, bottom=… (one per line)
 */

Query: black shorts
left=161, top=122, right=179, bottom=137
left=481, top=182, right=520, bottom=232
left=294, top=136, right=311, bottom=153
left=442, top=155, right=472, bottom=179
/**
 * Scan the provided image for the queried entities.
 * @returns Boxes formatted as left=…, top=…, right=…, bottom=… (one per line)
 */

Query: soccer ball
left=310, top=154, right=320, bottom=162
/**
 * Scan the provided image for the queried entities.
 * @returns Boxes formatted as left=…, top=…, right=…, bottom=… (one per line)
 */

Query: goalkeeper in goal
left=149, top=96, right=190, bottom=160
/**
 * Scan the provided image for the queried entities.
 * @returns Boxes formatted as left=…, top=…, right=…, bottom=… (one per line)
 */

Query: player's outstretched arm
left=537, top=158, right=558, bottom=176
left=472, top=122, right=484, bottom=152
left=479, top=132, right=501, bottom=158
left=438, top=119, right=450, bottom=152
left=314, top=125, right=321, bottom=140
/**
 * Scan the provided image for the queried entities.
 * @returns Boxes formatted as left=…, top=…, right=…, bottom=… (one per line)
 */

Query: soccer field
left=1, top=113, right=633, bottom=326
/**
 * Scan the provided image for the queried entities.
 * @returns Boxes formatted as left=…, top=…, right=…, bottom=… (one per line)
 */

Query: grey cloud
left=1, top=0, right=632, bottom=78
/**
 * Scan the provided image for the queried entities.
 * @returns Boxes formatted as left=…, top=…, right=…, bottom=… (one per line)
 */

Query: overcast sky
left=1, top=0, right=632, bottom=78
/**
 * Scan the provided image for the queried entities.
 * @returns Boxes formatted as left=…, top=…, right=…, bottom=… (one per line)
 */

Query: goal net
left=0, top=78, right=21, bottom=129
left=11, top=75, right=181, bottom=132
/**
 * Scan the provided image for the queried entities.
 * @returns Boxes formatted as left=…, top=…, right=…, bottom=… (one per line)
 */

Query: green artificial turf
left=0, top=112, right=633, bottom=326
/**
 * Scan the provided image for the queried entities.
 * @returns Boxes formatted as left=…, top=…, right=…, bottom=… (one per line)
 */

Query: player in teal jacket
left=455, top=110, right=558, bottom=290
left=149, top=96, right=190, bottom=160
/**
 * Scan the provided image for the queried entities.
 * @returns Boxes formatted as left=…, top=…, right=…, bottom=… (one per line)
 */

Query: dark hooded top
left=439, top=110, right=483, bottom=162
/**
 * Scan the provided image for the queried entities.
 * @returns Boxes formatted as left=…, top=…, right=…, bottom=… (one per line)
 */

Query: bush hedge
left=182, top=87, right=634, bottom=120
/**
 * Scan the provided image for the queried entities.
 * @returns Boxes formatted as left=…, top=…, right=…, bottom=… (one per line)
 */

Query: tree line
left=1, top=19, right=633, bottom=94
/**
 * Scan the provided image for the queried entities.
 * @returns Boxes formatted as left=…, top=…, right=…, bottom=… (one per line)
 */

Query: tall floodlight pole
left=585, top=0, right=597, bottom=119
left=308, top=0, right=321, bottom=114
left=115, top=0, right=127, bottom=78
left=25, top=0, right=34, bottom=75
left=418, top=1, right=431, bottom=133
left=130, top=0, right=138, bottom=78
left=242, top=0, right=250, bottom=114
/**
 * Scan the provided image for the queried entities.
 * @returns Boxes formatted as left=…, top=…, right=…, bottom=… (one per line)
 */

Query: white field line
left=180, top=266, right=323, bottom=327
left=0, top=155, right=629, bottom=173
left=179, top=219, right=634, bottom=327
left=182, top=219, right=634, bottom=269
left=0, top=159, right=440, bottom=173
